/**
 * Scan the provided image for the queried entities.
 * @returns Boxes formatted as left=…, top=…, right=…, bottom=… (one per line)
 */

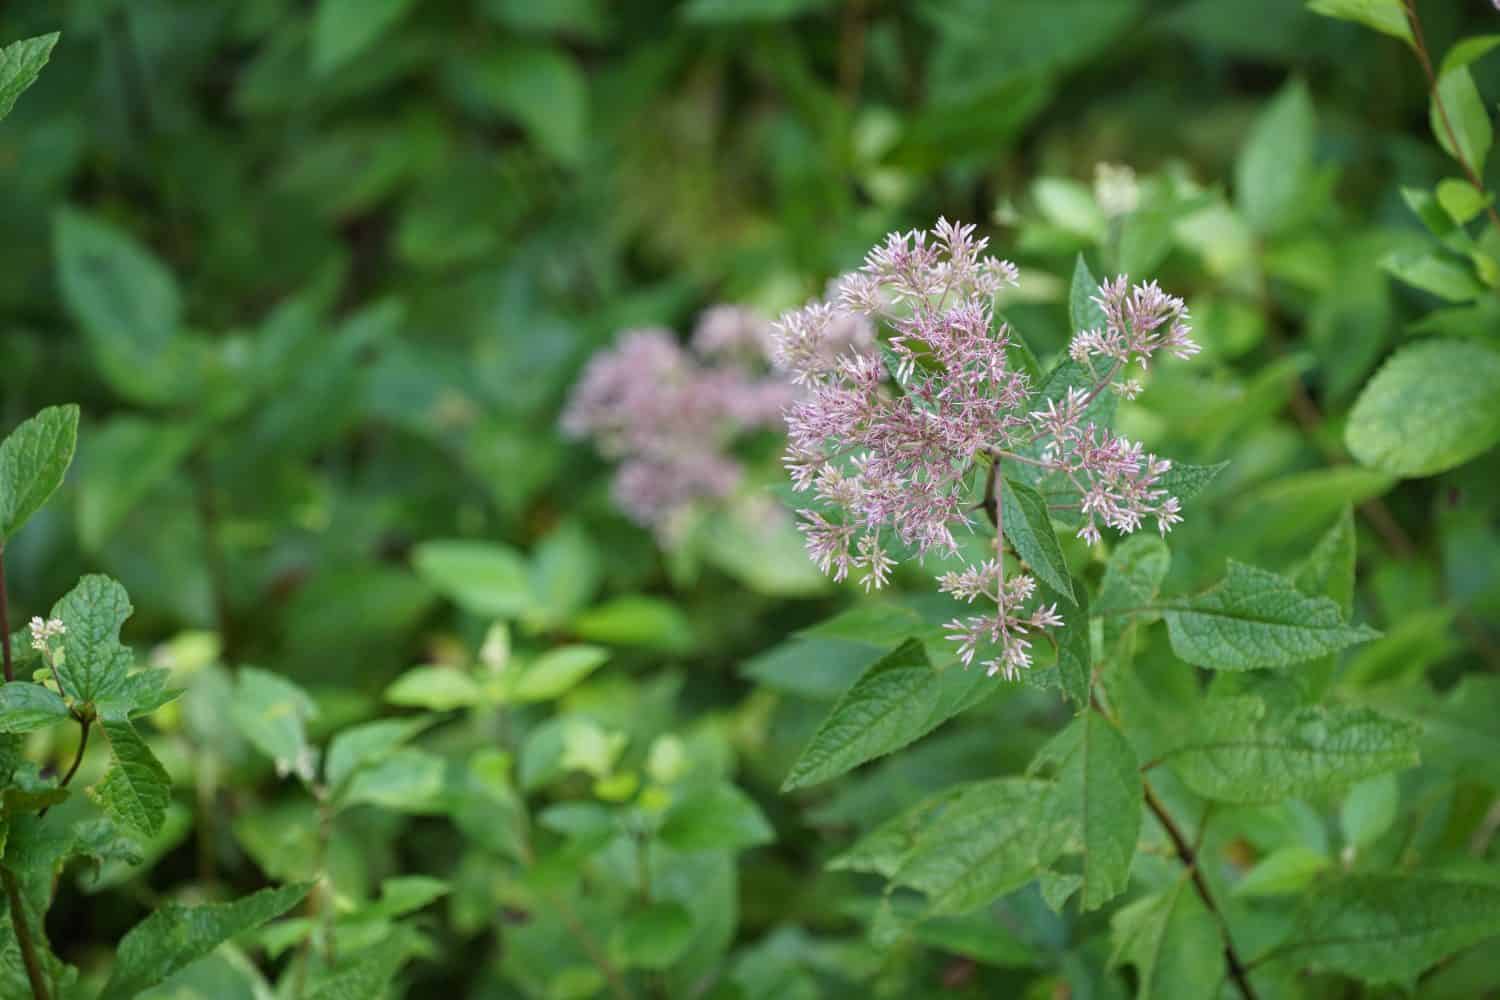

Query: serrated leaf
left=1290, top=508, right=1356, bottom=700
left=0, top=32, right=59, bottom=121
left=1261, top=875, right=1500, bottom=985
left=1159, top=697, right=1420, bottom=803
left=1164, top=561, right=1379, bottom=670
left=1110, top=878, right=1222, bottom=998
left=781, top=640, right=995, bottom=790
left=92, top=718, right=170, bottom=838
left=1156, top=460, right=1227, bottom=505
left=1000, top=477, right=1074, bottom=602
left=1097, top=533, right=1170, bottom=650
left=611, top=902, right=694, bottom=970
left=1305, top=0, right=1413, bottom=46
left=50, top=574, right=134, bottom=704
left=0, top=684, right=69, bottom=734
left=1237, top=79, right=1316, bottom=233
left=1053, top=583, right=1091, bottom=706
left=412, top=539, right=533, bottom=619
left=98, top=882, right=312, bottom=1000
left=1031, top=710, right=1140, bottom=910
left=510, top=645, right=609, bottom=702
left=659, top=783, right=774, bottom=851
left=1346, top=339, right=1500, bottom=477
left=229, top=668, right=317, bottom=781
left=0, top=404, right=78, bottom=542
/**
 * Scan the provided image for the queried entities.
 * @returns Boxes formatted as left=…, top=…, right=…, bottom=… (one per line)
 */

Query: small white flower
left=28, top=617, right=66, bottom=653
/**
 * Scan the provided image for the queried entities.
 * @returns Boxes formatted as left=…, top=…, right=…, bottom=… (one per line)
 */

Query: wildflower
left=1093, top=162, right=1140, bottom=218
left=28, top=617, right=66, bottom=653
left=777, top=219, right=1199, bottom=680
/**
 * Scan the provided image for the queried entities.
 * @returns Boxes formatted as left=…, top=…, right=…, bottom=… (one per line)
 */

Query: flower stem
left=3, top=866, right=51, bottom=1000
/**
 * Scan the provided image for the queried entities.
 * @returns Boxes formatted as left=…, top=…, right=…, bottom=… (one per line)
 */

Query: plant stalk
left=3, top=867, right=51, bottom=1000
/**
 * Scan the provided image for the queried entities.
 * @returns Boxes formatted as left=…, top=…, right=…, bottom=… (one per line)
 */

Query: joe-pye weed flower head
left=776, top=218, right=1199, bottom=680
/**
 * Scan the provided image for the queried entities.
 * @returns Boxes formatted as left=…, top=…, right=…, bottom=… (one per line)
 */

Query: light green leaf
left=325, top=716, right=432, bottom=790
left=610, top=903, right=694, bottom=970
left=229, top=668, right=318, bottom=781
left=412, top=540, right=532, bottom=619
left=1346, top=339, right=1500, bottom=477
left=1031, top=709, right=1141, bottom=910
left=1381, top=250, right=1486, bottom=302
left=510, top=645, right=609, bottom=702
left=450, top=45, right=589, bottom=166
left=92, top=718, right=171, bottom=839
left=1160, top=697, right=1420, bottom=803
left=1164, top=561, right=1379, bottom=670
left=384, top=665, right=484, bottom=711
left=781, top=640, right=995, bottom=791
left=1435, top=178, right=1493, bottom=224
left=338, top=748, right=445, bottom=813
left=1233, top=845, right=1330, bottom=897
left=1097, top=533, right=1169, bottom=650
left=1110, top=879, right=1223, bottom=998
left=1000, top=477, right=1073, bottom=602
left=50, top=574, right=134, bottom=704
left=1262, top=875, right=1500, bottom=985
left=1305, top=0, right=1413, bottom=46
left=1340, top=773, right=1399, bottom=850
left=54, top=209, right=182, bottom=406
left=660, top=784, right=774, bottom=851
left=313, top=0, right=416, bottom=74
left=0, top=684, right=69, bottom=734
left=572, top=596, right=694, bottom=652
left=0, top=404, right=78, bottom=542
left=1237, top=80, right=1316, bottom=233
left=99, top=883, right=312, bottom=1000
left=1431, top=65, right=1492, bottom=175
left=0, top=32, right=59, bottom=121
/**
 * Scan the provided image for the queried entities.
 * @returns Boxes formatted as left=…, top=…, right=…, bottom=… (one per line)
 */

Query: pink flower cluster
left=776, top=219, right=1199, bottom=679
left=562, top=307, right=821, bottom=538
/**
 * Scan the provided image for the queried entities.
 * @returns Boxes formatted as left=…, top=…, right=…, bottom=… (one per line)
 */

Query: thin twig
left=1142, top=783, right=1260, bottom=1000
left=1404, top=0, right=1500, bottom=237
left=40, top=715, right=91, bottom=819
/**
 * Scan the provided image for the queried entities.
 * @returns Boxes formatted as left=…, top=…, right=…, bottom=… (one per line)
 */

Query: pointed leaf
left=50, top=574, right=133, bottom=704
left=91, top=718, right=170, bottom=838
left=1069, top=253, right=1107, bottom=333
left=1110, top=879, right=1222, bottom=998
left=1001, top=477, right=1073, bottom=602
left=0, top=404, right=78, bottom=542
left=0, top=33, right=59, bottom=121
left=0, top=684, right=69, bottom=734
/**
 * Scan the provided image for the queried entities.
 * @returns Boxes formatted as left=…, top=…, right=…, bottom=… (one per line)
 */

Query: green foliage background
left=2, top=0, right=1500, bottom=997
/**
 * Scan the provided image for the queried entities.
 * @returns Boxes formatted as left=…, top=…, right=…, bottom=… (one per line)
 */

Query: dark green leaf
left=1000, top=476, right=1074, bottom=602
left=0, top=404, right=78, bottom=542
left=0, top=684, right=69, bottom=734
left=0, top=33, right=59, bottom=121
left=91, top=718, right=171, bottom=839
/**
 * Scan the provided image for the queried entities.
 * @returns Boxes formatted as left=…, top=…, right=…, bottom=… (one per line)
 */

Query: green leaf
left=0, top=32, right=59, bottom=121
left=1290, top=508, right=1357, bottom=700
left=1339, top=773, right=1399, bottom=850
left=91, top=718, right=171, bottom=839
left=610, top=902, right=694, bottom=970
left=229, top=668, right=318, bottom=781
left=1069, top=253, right=1108, bottom=333
left=1232, top=845, right=1330, bottom=897
left=572, top=596, right=694, bottom=652
left=1237, top=79, right=1316, bottom=233
left=305, top=940, right=413, bottom=1000
left=1000, top=477, right=1074, bottom=602
left=0, top=404, right=79, bottom=542
left=98, top=883, right=312, bottom=1000
left=325, top=716, right=432, bottom=790
left=1030, top=709, right=1140, bottom=910
left=781, top=640, right=995, bottom=791
left=1160, top=697, right=1420, bottom=803
left=877, top=778, right=1068, bottom=916
left=1262, top=875, right=1500, bottom=985
left=1164, top=561, right=1379, bottom=670
left=450, top=45, right=589, bottom=166
left=682, top=0, right=832, bottom=21
left=1305, top=0, right=1413, bottom=46
left=660, top=784, right=774, bottom=851
left=510, top=645, right=609, bottom=702
left=50, top=574, right=134, bottom=704
left=1110, top=878, right=1222, bottom=998
left=1052, top=583, right=1092, bottom=707
left=75, top=416, right=197, bottom=553
left=384, top=665, right=484, bottom=711
left=1155, top=460, right=1227, bottom=505
left=1431, top=65, right=1493, bottom=175
left=1381, top=250, right=1486, bottom=302
left=412, top=540, right=533, bottom=619
left=1096, top=533, right=1169, bottom=649
left=314, top=0, right=417, bottom=74
left=338, top=748, right=445, bottom=813
left=1435, top=178, right=1492, bottom=224
left=0, top=684, right=69, bottom=734
left=54, top=209, right=183, bottom=406
left=1346, top=339, right=1500, bottom=477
